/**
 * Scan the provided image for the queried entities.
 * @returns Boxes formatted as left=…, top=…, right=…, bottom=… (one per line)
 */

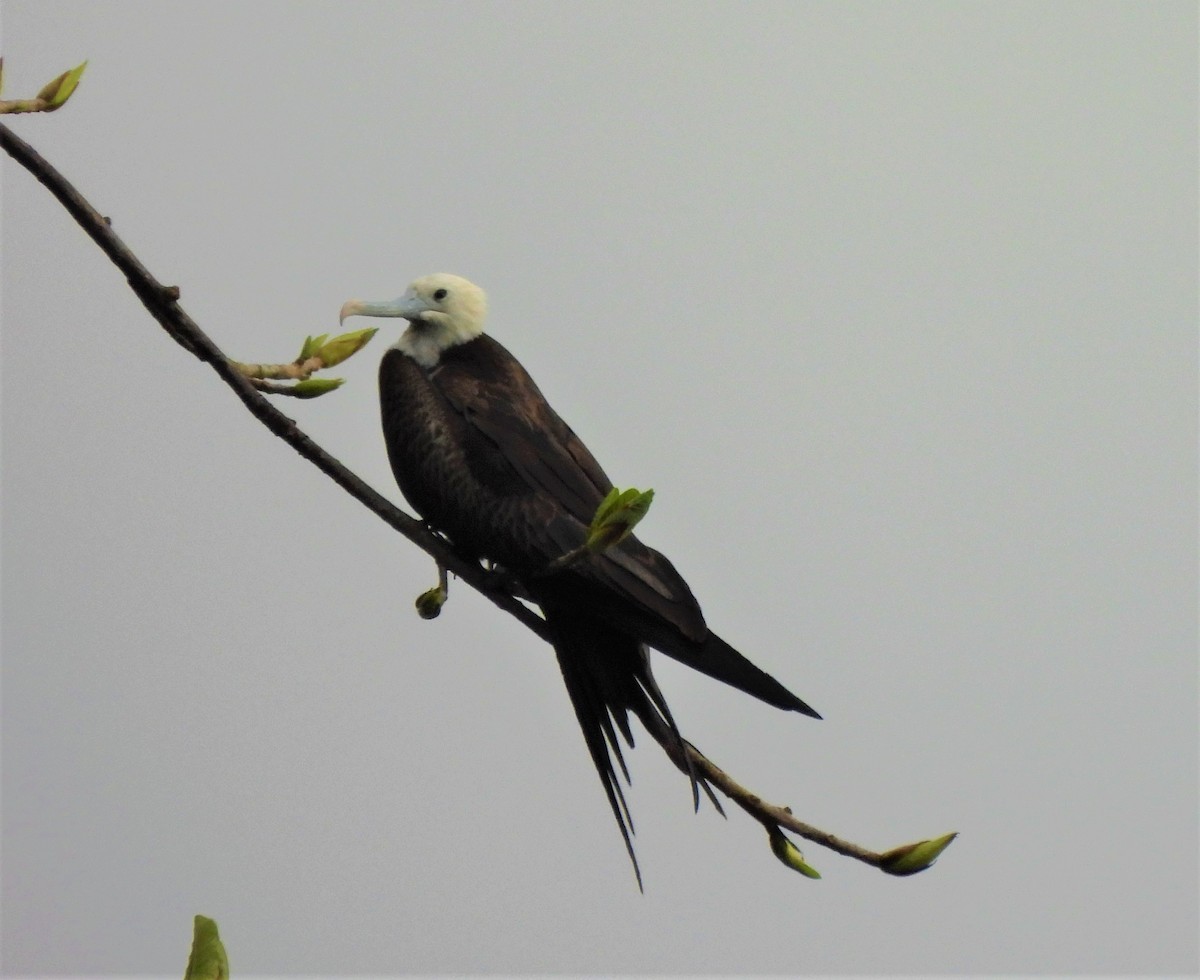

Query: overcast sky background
left=2, top=2, right=1196, bottom=976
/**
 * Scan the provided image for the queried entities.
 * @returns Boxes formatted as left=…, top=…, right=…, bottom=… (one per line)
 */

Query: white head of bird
left=340, top=273, right=487, bottom=367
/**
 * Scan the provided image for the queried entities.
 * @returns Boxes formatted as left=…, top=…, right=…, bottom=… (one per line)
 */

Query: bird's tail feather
left=546, top=611, right=712, bottom=889
left=531, top=570, right=821, bottom=719
left=672, top=630, right=824, bottom=719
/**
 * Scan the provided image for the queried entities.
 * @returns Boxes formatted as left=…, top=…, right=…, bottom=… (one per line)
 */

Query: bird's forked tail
left=545, top=611, right=717, bottom=889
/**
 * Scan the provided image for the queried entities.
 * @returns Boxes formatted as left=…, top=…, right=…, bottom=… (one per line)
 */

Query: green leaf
left=291, top=377, right=344, bottom=398
left=0, top=58, right=6, bottom=97
left=586, top=487, right=654, bottom=552
left=879, top=831, right=958, bottom=876
left=313, top=327, right=378, bottom=367
left=767, top=826, right=821, bottom=879
left=298, top=333, right=329, bottom=361
left=183, top=915, right=228, bottom=980
left=50, top=60, right=87, bottom=107
left=36, top=60, right=87, bottom=110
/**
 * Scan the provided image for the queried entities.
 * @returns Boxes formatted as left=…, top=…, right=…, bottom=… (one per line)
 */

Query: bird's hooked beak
left=339, top=289, right=428, bottom=325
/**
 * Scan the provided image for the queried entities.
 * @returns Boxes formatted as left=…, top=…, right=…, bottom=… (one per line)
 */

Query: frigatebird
left=341, top=274, right=819, bottom=884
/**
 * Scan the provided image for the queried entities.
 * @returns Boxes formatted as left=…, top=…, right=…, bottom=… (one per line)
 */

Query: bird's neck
left=392, top=319, right=478, bottom=369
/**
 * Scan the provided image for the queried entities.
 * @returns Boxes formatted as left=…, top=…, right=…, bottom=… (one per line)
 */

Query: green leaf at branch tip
left=53, top=61, right=87, bottom=106
left=36, top=60, right=88, bottom=110
left=879, top=831, right=958, bottom=876
left=0, top=58, right=5, bottom=97
left=415, top=586, right=447, bottom=620
left=586, top=487, right=654, bottom=553
left=767, top=825, right=821, bottom=879
left=291, top=377, right=344, bottom=398
left=313, top=326, right=378, bottom=367
left=184, top=915, right=229, bottom=980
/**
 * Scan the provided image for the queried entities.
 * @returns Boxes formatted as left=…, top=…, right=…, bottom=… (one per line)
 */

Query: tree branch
left=0, top=121, right=542, bottom=638
left=2, top=120, right=952, bottom=878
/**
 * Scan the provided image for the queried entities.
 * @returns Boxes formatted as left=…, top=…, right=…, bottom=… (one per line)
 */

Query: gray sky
left=2, top=1, right=1196, bottom=975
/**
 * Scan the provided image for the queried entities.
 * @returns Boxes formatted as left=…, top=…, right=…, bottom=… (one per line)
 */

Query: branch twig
left=2, top=120, right=950, bottom=876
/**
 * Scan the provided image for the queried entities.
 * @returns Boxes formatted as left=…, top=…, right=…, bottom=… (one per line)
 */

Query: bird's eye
left=433, top=288, right=448, bottom=301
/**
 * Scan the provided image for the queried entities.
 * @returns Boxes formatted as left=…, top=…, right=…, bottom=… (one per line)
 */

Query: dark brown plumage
left=345, top=274, right=820, bottom=884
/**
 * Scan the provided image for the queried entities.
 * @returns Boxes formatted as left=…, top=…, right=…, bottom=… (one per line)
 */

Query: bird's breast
left=378, top=349, right=526, bottom=562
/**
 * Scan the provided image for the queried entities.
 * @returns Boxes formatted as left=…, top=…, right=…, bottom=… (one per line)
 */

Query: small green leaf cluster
left=233, top=327, right=378, bottom=397
left=0, top=59, right=88, bottom=114
left=297, top=326, right=377, bottom=367
left=319, top=327, right=377, bottom=366
left=586, top=487, right=655, bottom=552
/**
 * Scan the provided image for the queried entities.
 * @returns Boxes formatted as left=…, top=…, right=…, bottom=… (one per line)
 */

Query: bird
left=341, top=273, right=820, bottom=885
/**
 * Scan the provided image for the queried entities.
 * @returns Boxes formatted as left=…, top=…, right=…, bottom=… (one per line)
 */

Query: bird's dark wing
left=433, top=336, right=707, bottom=637
left=431, top=336, right=819, bottom=718
left=436, top=335, right=611, bottom=525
